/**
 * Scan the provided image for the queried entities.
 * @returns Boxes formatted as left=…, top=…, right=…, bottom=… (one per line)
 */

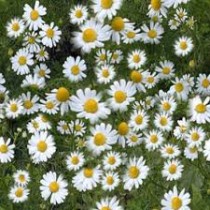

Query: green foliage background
left=0, top=0, right=210, bottom=209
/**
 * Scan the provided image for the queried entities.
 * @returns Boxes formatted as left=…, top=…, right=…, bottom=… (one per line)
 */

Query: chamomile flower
left=144, top=71, right=159, bottom=89
left=92, top=0, right=123, bottom=20
left=70, top=88, right=110, bottom=124
left=175, top=7, right=188, bottom=22
left=196, top=74, right=210, bottom=96
left=21, top=74, right=46, bottom=89
left=111, top=50, right=123, bottom=64
left=39, top=99, right=59, bottom=115
left=33, top=63, right=51, bottom=79
left=23, top=1, right=46, bottom=31
left=0, top=137, right=15, bottom=163
left=27, top=118, right=42, bottom=133
left=158, top=96, right=177, bottom=114
left=69, top=5, right=88, bottom=25
left=164, top=0, right=190, bottom=8
left=20, top=92, right=40, bottom=115
left=189, top=95, right=210, bottom=124
left=162, top=159, right=184, bottom=181
left=107, top=79, right=136, bottom=112
left=169, top=18, right=181, bottom=30
left=40, top=22, right=61, bottom=48
left=72, top=166, right=102, bottom=192
left=129, top=109, right=149, bottom=131
left=161, top=186, right=191, bottom=210
left=9, top=186, right=29, bottom=203
left=154, top=112, right=173, bottom=131
left=140, top=22, right=164, bottom=44
left=95, top=49, right=112, bottom=64
left=127, top=49, right=147, bottom=69
left=122, top=27, right=141, bottom=44
left=173, top=117, right=190, bottom=140
left=160, top=144, right=181, bottom=159
left=71, top=19, right=111, bottom=53
left=174, top=36, right=193, bottom=57
left=186, top=127, right=205, bottom=149
left=94, top=196, right=123, bottom=210
left=40, top=171, right=68, bottom=205
left=101, top=171, right=120, bottom=191
left=23, top=31, right=41, bottom=53
left=123, top=156, right=149, bottom=191
left=129, top=70, right=146, bottom=92
left=203, top=140, right=210, bottom=161
left=95, top=64, right=116, bottom=84
left=47, top=87, right=71, bottom=115
left=144, top=130, right=164, bottom=151
left=27, top=131, right=56, bottom=164
left=148, top=0, right=167, bottom=17
left=69, top=119, right=86, bottom=136
left=184, top=146, right=199, bottom=161
left=127, top=132, right=143, bottom=147
left=103, top=151, right=122, bottom=170
left=6, top=18, right=25, bottom=38
left=13, top=170, right=30, bottom=186
left=155, top=60, right=175, bottom=79
left=5, top=99, right=23, bottom=119
left=11, top=48, right=34, bottom=75
left=87, top=123, right=117, bottom=155
left=66, top=151, right=85, bottom=171
left=36, top=47, right=49, bottom=61
left=116, top=121, right=130, bottom=147
left=63, top=56, right=87, bottom=82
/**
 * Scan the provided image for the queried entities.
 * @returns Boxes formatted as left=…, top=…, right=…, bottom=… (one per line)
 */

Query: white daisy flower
left=11, top=48, right=34, bottom=75
left=36, top=47, right=49, bottom=61
left=162, top=159, right=184, bottom=181
left=69, top=119, right=86, bottom=136
left=95, top=49, right=112, bottom=64
left=173, top=117, right=190, bottom=140
left=203, top=140, right=210, bottom=161
left=66, top=151, right=85, bottom=171
left=33, top=63, right=51, bottom=79
left=127, top=49, right=147, bottom=69
left=0, top=137, right=15, bottom=163
left=116, top=121, right=130, bottom=147
left=129, top=70, right=146, bottom=92
left=154, top=112, right=173, bottom=131
left=13, top=170, right=30, bottom=186
left=56, top=121, right=70, bottom=135
left=23, top=31, right=41, bottom=53
left=39, top=99, right=59, bottom=115
left=40, top=171, right=68, bottom=205
left=40, top=22, right=61, bottom=48
left=107, top=79, right=136, bottom=112
left=174, top=36, right=193, bottom=57
left=92, top=0, right=122, bottom=20
left=127, top=132, right=143, bottom=147
left=86, top=123, right=117, bottom=155
left=175, top=7, right=188, bottom=22
left=123, top=156, right=149, bottom=191
left=23, top=0, right=46, bottom=31
left=102, top=151, right=122, bottom=171
left=144, top=71, right=159, bottom=89
left=27, top=131, right=56, bottom=164
left=111, top=50, right=123, bottom=64
left=169, top=18, right=181, bottom=30
left=101, top=171, right=120, bottom=191
left=196, top=74, right=210, bottom=96
left=21, top=74, right=46, bottom=89
left=63, top=56, right=87, bottom=82
left=6, top=18, right=25, bottom=38
left=148, top=0, right=167, bottom=17
left=184, top=146, right=199, bottom=161
left=155, top=60, right=175, bottom=79
left=94, top=196, right=123, bottom=210
left=72, top=166, right=102, bottom=192
left=71, top=19, right=110, bottom=53
left=161, top=186, right=191, bottom=210
left=164, top=0, right=190, bottom=8
left=27, top=118, right=42, bottom=133
left=70, top=88, right=110, bottom=124
left=122, top=27, right=141, bottom=44
left=9, top=186, right=29, bottom=203
left=158, top=96, right=177, bottom=114
left=140, top=22, right=164, bottom=44
left=160, top=144, right=181, bottom=159
left=69, top=4, right=88, bottom=25
left=5, top=99, right=23, bottom=119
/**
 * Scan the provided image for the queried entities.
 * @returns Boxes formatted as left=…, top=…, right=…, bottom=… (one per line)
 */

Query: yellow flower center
left=180, top=41, right=188, bottom=50
left=71, top=156, right=79, bottom=165
left=83, top=168, right=93, bottom=178
left=175, top=83, right=184, bottom=92
left=101, top=207, right=111, bottom=210
left=150, top=134, right=158, bottom=143
left=169, top=164, right=177, bottom=174
left=114, top=90, right=127, bottom=103
left=24, top=100, right=33, bottom=109
left=130, top=71, right=142, bottom=83
left=191, top=132, right=199, bottom=141
left=32, top=121, right=39, bottom=129
left=195, top=103, right=206, bottom=113
left=71, top=65, right=80, bottom=75
left=111, top=17, right=125, bottom=31
left=118, top=122, right=129, bottom=135
left=128, top=166, right=140, bottom=178
left=151, top=0, right=161, bottom=10
left=108, top=156, right=116, bottom=165
left=83, top=28, right=97, bottom=42
left=94, top=132, right=106, bottom=146
left=10, top=103, right=18, bottom=112
left=102, top=69, right=110, bottom=78
left=162, top=102, right=171, bottom=111
left=45, top=101, right=54, bottom=109
left=147, top=76, right=154, bottom=83
left=49, top=181, right=60, bottom=193
left=171, top=197, right=182, bottom=210
left=147, top=29, right=157, bottom=38
left=162, top=67, right=170, bottom=75
left=46, top=28, right=54, bottom=38
left=15, top=188, right=23, bottom=197
left=190, top=147, right=197, bottom=153
left=37, top=141, right=47, bottom=152
left=28, top=36, right=35, bottom=44
left=84, top=99, right=98, bottom=113
left=19, top=175, right=26, bottom=183
left=166, top=147, right=174, bottom=154
left=202, top=79, right=209, bottom=88
left=106, top=176, right=114, bottom=185
left=112, top=53, right=119, bottom=60
left=75, top=124, right=82, bottom=131
left=75, top=9, right=83, bottom=18
left=30, top=10, right=39, bottom=21
left=160, top=117, right=168, bottom=126
left=38, top=69, right=46, bottom=77
left=130, top=135, right=138, bottom=142
left=101, top=0, right=113, bottom=9
left=135, top=115, right=143, bottom=125
left=56, top=87, right=70, bottom=102
left=39, top=49, right=45, bottom=57
left=99, top=54, right=106, bottom=61
left=133, top=54, right=141, bottom=63
left=12, top=23, right=20, bottom=31
left=18, top=56, right=27, bottom=66
left=127, top=31, right=136, bottom=39
left=0, top=144, right=8, bottom=153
